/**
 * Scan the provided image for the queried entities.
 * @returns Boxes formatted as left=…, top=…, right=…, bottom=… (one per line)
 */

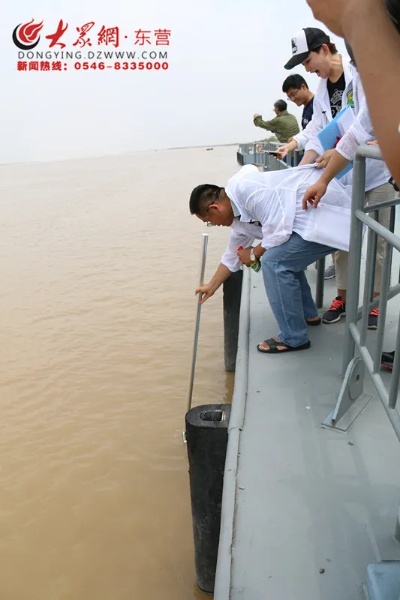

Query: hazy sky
left=1, top=0, right=348, bottom=163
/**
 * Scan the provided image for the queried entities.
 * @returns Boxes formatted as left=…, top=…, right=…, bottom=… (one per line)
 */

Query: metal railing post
left=342, top=154, right=366, bottom=376
left=315, top=257, right=325, bottom=309
left=326, top=145, right=400, bottom=440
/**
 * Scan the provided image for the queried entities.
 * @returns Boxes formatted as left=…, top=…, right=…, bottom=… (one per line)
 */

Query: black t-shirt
left=301, top=97, right=314, bottom=129
left=327, top=72, right=345, bottom=117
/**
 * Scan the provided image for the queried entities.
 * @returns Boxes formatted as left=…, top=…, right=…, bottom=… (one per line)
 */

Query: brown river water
left=0, top=146, right=238, bottom=599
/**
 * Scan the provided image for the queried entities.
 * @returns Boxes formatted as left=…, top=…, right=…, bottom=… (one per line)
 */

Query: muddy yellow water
left=0, top=147, right=238, bottom=599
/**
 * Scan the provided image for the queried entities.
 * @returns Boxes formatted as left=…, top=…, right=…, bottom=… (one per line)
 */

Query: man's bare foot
left=257, top=337, right=287, bottom=352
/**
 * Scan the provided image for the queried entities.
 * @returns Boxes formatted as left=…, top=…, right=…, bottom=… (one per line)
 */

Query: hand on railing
left=302, top=180, right=328, bottom=210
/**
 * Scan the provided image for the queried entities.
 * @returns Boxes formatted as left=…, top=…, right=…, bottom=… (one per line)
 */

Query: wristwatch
left=250, top=247, right=256, bottom=262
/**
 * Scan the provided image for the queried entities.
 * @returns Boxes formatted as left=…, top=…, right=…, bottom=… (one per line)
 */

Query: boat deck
left=215, top=262, right=400, bottom=600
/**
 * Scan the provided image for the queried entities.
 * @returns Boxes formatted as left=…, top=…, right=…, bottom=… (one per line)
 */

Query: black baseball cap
left=284, top=27, right=331, bottom=70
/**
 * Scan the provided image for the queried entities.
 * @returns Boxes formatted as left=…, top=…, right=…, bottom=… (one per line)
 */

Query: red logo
left=12, top=19, right=44, bottom=50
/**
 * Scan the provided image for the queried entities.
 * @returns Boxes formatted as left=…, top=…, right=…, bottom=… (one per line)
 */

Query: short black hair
left=189, top=184, right=222, bottom=215
left=282, top=74, right=309, bottom=93
left=386, top=0, right=400, bottom=34
left=311, top=42, right=338, bottom=55
left=274, top=99, right=287, bottom=112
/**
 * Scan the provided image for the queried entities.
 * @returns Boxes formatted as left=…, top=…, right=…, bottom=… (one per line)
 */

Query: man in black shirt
left=282, top=73, right=335, bottom=279
left=282, top=74, right=315, bottom=129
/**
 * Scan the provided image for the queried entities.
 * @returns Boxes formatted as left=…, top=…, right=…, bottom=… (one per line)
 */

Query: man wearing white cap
left=278, top=27, right=355, bottom=281
left=278, top=27, right=354, bottom=167
left=305, top=0, right=400, bottom=184
left=278, top=27, right=393, bottom=329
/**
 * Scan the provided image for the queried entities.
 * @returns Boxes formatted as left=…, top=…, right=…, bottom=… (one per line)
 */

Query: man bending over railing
left=189, top=164, right=352, bottom=354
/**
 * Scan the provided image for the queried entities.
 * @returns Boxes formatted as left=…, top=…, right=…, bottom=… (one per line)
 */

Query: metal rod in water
left=187, top=233, right=209, bottom=413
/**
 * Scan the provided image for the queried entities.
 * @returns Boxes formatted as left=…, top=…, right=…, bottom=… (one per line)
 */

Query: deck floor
left=216, top=259, right=400, bottom=600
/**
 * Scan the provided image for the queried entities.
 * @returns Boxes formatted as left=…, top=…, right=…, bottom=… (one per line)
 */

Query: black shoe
left=367, top=307, right=379, bottom=330
left=322, top=296, right=346, bottom=324
left=381, top=350, right=395, bottom=370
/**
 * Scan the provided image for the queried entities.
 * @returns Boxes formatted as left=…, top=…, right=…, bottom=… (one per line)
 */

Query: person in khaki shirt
left=253, top=99, right=300, bottom=143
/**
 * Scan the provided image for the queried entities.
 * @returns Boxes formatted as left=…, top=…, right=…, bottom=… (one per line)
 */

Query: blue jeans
left=261, top=233, right=335, bottom=347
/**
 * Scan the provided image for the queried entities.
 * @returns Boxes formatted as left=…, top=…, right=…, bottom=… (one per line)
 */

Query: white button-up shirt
left=335, top=71, right=390, bottom=189
left=293, top=59, right=389, bottom=191
left=221, top=165, right=352, bottom=272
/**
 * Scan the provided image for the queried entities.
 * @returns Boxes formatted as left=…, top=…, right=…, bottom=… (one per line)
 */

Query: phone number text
left=74, top=61, right=169, bottom=71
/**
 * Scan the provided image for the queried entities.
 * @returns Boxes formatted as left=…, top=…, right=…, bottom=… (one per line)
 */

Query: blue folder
left=317, top=105, right=354, bottom=179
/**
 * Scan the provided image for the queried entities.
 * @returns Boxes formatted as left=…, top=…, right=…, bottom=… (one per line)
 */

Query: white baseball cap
left=284, top=27, right=331, bottom=70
